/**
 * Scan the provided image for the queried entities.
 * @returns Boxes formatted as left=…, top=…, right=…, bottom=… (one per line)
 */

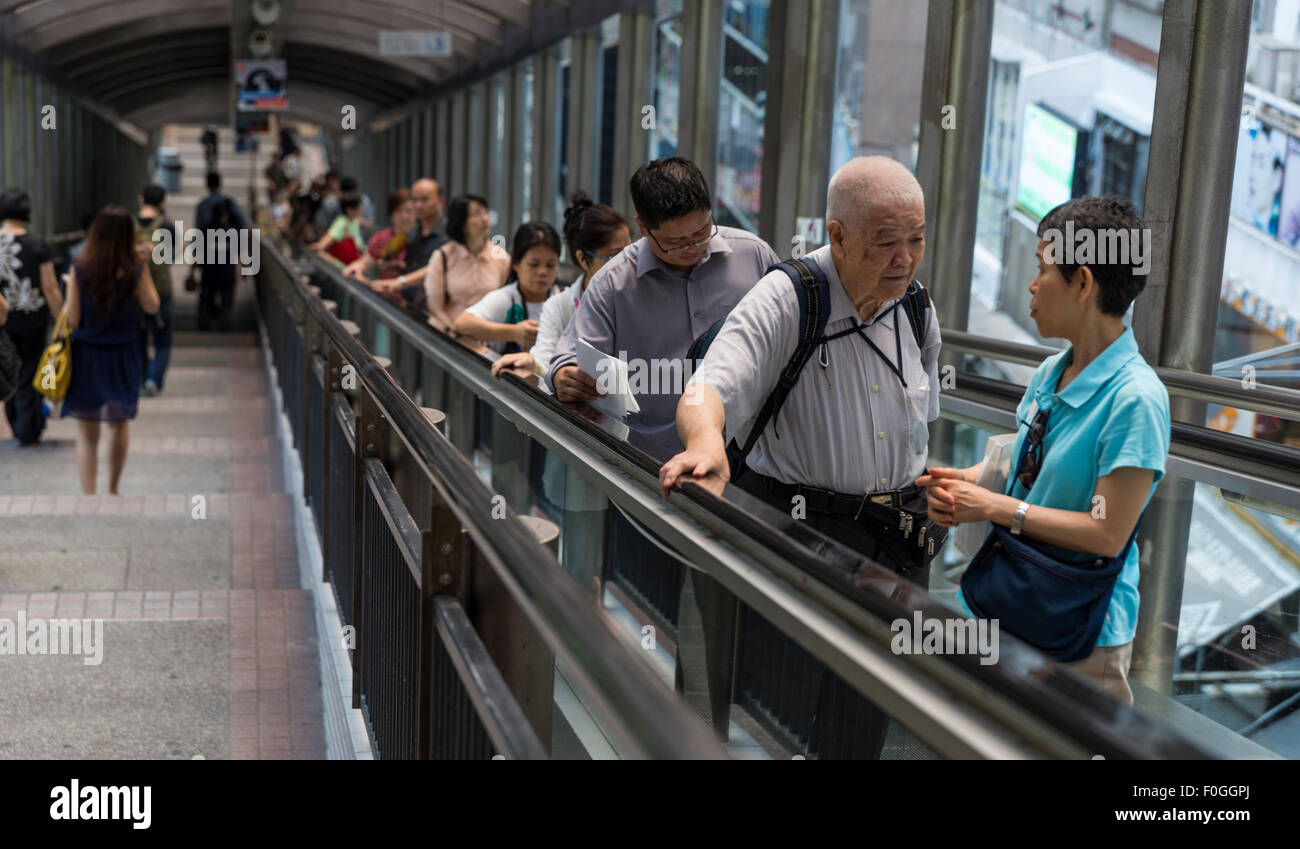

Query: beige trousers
left=1066, top=641, right=1134, bottom=705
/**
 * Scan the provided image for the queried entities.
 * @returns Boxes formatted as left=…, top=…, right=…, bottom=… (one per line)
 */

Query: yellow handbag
left=33, top=311, right=72, bottom=402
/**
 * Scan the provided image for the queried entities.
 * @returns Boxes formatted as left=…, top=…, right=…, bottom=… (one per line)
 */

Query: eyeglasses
left=580, top=246, right=623, bottom=262
left=1015, top=409, right=1050, bottom=491
left=647, top=217, right=717, bottom=256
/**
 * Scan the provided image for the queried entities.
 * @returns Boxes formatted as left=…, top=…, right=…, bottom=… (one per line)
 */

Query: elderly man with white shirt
left=659, top=154, right=945, bottom=758
left=661, top=155, right=944, bottom=575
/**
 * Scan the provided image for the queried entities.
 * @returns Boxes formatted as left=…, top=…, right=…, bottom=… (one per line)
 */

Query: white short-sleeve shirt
left=688, top=245, right=942, bottom=494
left=465, top=282, right=546, bottom=353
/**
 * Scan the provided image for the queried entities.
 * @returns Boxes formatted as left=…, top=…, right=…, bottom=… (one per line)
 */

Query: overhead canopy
left=2, top=0, right=616, bottom=130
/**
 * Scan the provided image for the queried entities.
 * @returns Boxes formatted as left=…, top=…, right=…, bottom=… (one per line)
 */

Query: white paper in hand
left=575, top=338, right=641, bottom=419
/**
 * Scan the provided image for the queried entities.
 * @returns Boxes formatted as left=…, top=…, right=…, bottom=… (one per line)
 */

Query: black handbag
left=0, top=326, right=21, bottom=403
left=960, top=433, right=1141, bottom=663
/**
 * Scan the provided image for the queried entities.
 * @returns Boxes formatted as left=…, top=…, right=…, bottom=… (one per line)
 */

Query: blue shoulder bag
left=960, top=415, right=1142, bottom=663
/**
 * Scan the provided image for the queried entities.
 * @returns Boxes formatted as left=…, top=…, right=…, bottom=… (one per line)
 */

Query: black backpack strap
left=900, top=280, right=930, bottom=352
left=731, top=257, right=830, bottom=481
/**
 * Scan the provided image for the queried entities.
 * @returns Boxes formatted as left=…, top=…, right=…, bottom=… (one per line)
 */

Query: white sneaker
left=143, top=380, right=160, bottom=397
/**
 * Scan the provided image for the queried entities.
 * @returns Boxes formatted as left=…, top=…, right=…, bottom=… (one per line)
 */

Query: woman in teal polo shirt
left=917, top=196, right=1171, bottom=704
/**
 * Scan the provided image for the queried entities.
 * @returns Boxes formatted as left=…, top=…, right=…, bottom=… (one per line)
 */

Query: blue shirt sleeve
left=1096, top=377, right=1171, bottom=482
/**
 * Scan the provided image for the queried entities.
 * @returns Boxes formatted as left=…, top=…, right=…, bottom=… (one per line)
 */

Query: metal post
left=1129, top=0, right=1253, bottom=694
left=530, top=46, right=561, bottom=222
left=35, top=75, right=51, bottom=239
left=420, top=478, right=470, bottom=758
left=466, top=533, right=556, bottom=754
left=466, top=81, right=487, bottom=200
left=613, top=2, right=656, bottom=220
left=566, top=27, right=602, bottom=199
left=502, top=66, right=524, bottom=233
left=1, top=58, right=17, bottom=186
left=409, top=112, right=421, bottom=186
left=434, top=98, right=450, bottom=187
left=323, top=342, right=344, bottom=584
left=915, top=0, right=993, bottom=480
left=758, top=0, right=840, bottom=253
left=16, top=62, right=29, bottom=197
left=449, top=92, right=466, bottom=200
left=915, top=0, right=993, bottom=335
left=676, top=0, right=723, bottom=189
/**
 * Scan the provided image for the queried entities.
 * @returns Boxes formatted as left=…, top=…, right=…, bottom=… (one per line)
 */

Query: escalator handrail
left=308, top=253, right=1222, bottom=760
left=265, top=244, right=728, bottom=759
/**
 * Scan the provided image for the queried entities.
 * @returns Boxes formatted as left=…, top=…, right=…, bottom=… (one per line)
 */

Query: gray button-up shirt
left=546, top=226, right=780, bottom=460
left=688, top=245, right=942, bottom=494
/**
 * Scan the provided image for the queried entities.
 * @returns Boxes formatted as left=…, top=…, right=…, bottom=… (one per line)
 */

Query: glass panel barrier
left=1217, top=15, right=1300, bottom=448
left=969, top=0, right=1162, bottom=381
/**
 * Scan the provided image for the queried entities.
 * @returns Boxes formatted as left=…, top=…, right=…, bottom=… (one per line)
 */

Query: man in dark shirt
left=1, top=188, right=63, bottom=444
left=195, top=172, right=248, bottom=232
left=389, top=178, right=447, bottom=306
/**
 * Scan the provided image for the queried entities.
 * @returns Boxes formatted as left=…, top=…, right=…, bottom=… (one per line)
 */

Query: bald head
left=825, top=157, right=927, bottom=318
left=826, top=156, right=924, bottom=231
left=411, top=178, right=445, bottom=227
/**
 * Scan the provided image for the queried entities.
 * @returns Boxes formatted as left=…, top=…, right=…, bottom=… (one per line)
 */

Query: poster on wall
left=1279, top=136, right=1300, bottom=249
left=236, top=60, right=288, bottom=111
left=1231, top=119, right=1288, bottom=238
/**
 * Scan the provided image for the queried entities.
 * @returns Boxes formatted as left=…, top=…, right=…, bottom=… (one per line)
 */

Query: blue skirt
left=61, top=339, right=141, bottom=422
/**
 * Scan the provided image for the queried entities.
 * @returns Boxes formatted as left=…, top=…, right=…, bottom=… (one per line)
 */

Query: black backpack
left=687, top=257, right=930, bottom=481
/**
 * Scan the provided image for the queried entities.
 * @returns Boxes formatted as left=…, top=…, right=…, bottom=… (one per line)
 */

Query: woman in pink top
left=423, top=193, right=511, bottom=333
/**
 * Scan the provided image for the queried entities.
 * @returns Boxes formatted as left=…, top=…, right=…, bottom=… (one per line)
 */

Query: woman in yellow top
left=422, top=194, right=511, bottom=333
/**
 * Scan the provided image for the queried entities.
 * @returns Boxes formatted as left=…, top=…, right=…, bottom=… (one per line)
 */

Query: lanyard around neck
left=844, top=302, right=906, bottom=388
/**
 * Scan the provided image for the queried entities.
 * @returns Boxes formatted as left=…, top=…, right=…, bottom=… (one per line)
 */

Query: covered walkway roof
left=1, top=0, right=622, bottom=129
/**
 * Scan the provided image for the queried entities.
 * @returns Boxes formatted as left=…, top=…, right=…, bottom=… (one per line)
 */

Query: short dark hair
left=340, top=176, right=359, bottom=193
left=444, top=194, right=489, bottom=245
left=562, top=190, right=628, bottom=266
left=140, top=183, right=166, bottom=207
left=628, top=156, right=711, bottom=230
left=386, top=188, right=410, bottom=218
left=340, top=192, right=362, bottom=213
left=206, top=172, right=222, bottom=191
left=506, top=221, right=562, bottom=285
left=0, top=188, right=31, bottom=222
left=1037, top=196, right=1146, bottom=317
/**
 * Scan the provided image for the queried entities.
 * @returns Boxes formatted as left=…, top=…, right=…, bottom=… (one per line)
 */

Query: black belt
left=757, top=474, right=920, bottom=518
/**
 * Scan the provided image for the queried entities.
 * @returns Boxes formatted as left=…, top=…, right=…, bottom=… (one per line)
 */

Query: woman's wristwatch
left=1010, top=501, right=1030, bottom=535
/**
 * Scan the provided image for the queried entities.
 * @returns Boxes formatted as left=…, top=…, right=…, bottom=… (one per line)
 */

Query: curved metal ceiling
left=3, top=0, right=547, bottom=129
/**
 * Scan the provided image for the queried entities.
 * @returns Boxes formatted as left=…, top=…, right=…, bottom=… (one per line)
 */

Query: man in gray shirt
left=546, top=156, right=779, bottom=460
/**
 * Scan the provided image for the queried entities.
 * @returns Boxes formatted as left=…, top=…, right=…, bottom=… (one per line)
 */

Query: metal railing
left=256, top=242, right=726, bottom=759
left=301, top=251, right=1223, bottom=760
